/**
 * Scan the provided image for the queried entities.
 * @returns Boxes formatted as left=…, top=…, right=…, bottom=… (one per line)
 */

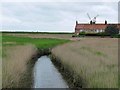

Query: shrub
left=78, top=31, right=86, bottom=37
left=72, top=34, right=78, bottom=37
left=79, top=31, right=86, bottom=35
left=105, top=25, right=119, bottom=35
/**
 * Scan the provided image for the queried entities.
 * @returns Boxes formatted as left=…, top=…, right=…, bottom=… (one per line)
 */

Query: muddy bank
left=50, top=54, right=83, bottom=88
left=20, top=48, right=51, bottom=88
left=30, top=48, right=81, bottom=88
left=31, top=48, right=82, bottom=88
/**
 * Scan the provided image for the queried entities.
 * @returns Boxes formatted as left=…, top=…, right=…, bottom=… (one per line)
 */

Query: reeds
left=2, top=45, right=37, bottom=88
left=52, top=38, right=118, bottom=88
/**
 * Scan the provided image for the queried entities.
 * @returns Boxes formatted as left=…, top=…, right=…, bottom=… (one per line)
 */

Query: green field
left=2, top=35, right=69, bottom=49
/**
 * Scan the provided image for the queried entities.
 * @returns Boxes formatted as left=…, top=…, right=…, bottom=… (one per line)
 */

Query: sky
left=0, top=0, right=119, bottom=32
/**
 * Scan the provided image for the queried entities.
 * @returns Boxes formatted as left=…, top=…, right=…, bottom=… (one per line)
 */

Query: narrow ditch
left=33, top=55, right=68, bottom=88
left=26, top=48, right=83, bottom=89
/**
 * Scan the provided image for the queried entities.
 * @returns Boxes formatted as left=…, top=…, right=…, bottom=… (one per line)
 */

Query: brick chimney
left=90, top=20, right=92, bottom=24
left=105, top=20, right=107, bottom=24
left=76, top=21, right=78, bottom=25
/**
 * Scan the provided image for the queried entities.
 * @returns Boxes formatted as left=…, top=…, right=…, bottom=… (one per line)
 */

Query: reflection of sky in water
left=33, top=56, right=68, bottom=88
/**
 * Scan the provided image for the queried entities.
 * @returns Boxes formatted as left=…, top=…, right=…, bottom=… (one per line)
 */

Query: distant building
left=75, top=20, right=120, bottom=35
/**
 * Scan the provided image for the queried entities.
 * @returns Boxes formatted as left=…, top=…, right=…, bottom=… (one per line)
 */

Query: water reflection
left=33, top=56, right=68, bottom=88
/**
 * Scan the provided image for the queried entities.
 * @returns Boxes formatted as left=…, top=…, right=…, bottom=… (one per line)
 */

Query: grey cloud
left=1, top=2, right=118, bottom=32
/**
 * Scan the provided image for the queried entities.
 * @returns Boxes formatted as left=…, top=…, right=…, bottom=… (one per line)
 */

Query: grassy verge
left=2, top=35, right=70, bottom=88
left=51, top=38, right=118, bottom=88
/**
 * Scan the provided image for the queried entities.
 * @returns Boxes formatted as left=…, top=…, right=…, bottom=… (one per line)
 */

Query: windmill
left=87, top=13, right=99, bottom=24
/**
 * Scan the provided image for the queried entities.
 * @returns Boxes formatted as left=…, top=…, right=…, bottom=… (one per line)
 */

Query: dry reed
left=52, top=38, right=118, bottom=88
left=2, top=45, right=37, bottom=88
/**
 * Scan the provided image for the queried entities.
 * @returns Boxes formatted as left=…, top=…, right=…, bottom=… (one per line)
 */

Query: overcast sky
left=0, top=0, right=119, bottom=32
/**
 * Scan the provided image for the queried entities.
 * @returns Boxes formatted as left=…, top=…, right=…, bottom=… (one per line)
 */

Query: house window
left=80, top=29, right=83, bottom=32
left=96, top=29, right=99, bottom=33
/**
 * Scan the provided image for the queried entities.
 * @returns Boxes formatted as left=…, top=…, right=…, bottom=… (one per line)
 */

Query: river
left=33, top=55, right=68, bottom=88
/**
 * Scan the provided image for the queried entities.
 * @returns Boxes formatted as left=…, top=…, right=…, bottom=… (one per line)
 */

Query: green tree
left=105, top=24, right=119, bottom=35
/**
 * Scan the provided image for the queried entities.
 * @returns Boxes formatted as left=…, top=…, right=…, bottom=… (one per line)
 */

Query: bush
left=105, top=25, right=119, bottom=35
left=78, top=32, right=86, bottom=37
left=110, top=34, right=120, bottom=38
left=79, top=31, right=86, bottom=35
left=72, top=34, right=78, bottom=37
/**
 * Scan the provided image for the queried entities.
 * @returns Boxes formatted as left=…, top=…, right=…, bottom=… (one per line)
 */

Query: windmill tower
left=87, top=13, right=99, bottom=24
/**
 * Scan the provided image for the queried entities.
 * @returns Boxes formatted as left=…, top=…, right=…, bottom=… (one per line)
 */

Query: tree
left=105, top=24, right=119, bottom=35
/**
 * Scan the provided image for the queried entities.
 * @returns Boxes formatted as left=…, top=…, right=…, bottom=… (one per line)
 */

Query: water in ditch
left=33, top=55, right=68, bottom=88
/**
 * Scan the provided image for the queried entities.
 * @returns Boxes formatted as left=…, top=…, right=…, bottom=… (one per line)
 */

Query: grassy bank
left=51, top=38, right=118, bottom=88
left=2, top=35, right=69, bottom=88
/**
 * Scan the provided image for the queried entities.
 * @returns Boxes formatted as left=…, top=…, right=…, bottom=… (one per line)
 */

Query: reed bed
left=2, top=35, right=69, bottom=88
left=52, top=38, right=118, bottom=88
left=2, top=45, right=37, bottom=88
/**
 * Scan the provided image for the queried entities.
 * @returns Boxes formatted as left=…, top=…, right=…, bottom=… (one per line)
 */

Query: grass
left=0, top=33, right=2, bottom=89
left=2, top=32, right=73, bottom=40
left=2, top=45, right=38, bottom=88
left=2, top=31, right=74, bottom=34
left=2, top=35, right=69, bottom=49
left=81, top=46, right=107, bottom=57
left=52, top=38, right=118, bottom=88
left=2, top=34, right=70, bottom=88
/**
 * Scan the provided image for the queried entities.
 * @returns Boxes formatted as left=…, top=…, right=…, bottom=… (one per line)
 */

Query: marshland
left=2, top=33, right=69, bottom=88
left=1, top=33, right=119, bottom=88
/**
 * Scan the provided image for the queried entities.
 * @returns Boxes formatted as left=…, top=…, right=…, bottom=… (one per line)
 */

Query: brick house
left=75, top=21, right=120, bottom=35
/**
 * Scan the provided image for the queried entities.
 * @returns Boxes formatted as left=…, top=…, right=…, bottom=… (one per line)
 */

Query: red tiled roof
left=75, top=24, right=107, bottom=30
left=75, top=24, right=120, bottom=30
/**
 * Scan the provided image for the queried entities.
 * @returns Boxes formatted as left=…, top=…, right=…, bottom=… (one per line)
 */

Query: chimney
left=105, top=20, right=107, bottom=24
left=93, top=22, right=95, bottom=24
left=90, top=20, right=92, bottom=24
left=76, top=21, right=78, bottom=25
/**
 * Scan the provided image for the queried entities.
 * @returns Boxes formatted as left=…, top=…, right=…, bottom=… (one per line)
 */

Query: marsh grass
left=2, top=35, right=69, bottom=88
left=95, top=51, right=104, bottom=56
left=52, top=38, right=118, bottom=88
left=2, top=45, right=38, bottom=88
left=81, top=46, right=107, bottom=57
